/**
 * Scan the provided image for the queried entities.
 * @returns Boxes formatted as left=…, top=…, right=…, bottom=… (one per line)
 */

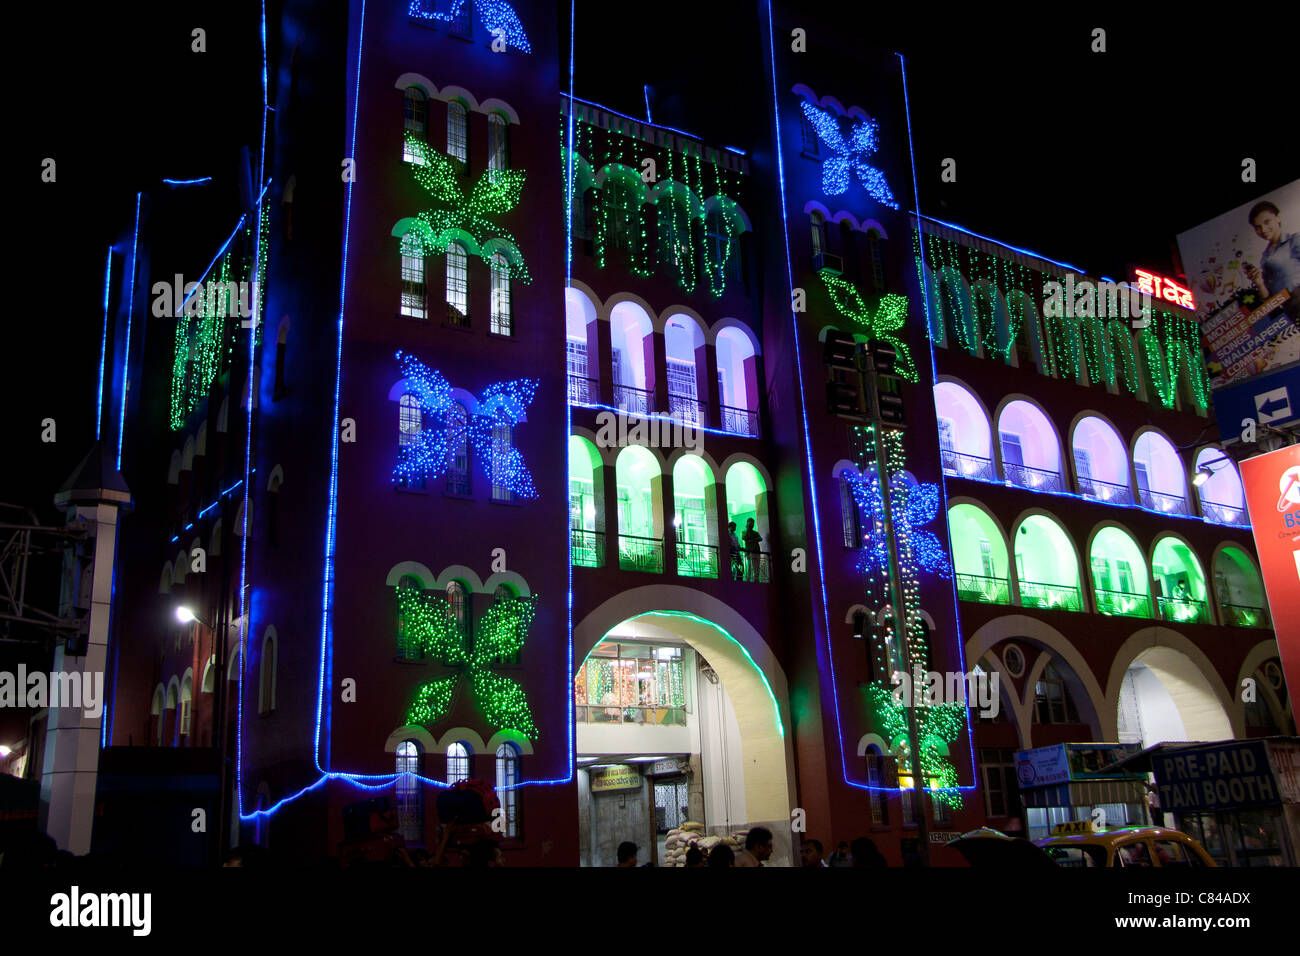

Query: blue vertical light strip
left=897, top=51, right=978, bottom=794
left=762, top=0, right=859, bottom=787
left=643, top=83, right=652, bottom=124
left=116, top=193, right=142, bottom=472
left=96, top=248, right=113, bottom=441
left=236, top=0, right=273, bottom=824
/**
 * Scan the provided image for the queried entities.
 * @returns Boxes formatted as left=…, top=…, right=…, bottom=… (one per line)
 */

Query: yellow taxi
left=1034, top=823, right=1216, bottom=868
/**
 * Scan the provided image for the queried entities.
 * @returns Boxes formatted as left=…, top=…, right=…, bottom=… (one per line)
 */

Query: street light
left=1192, top=467, right=1212, bottom=487
left=175, top=606, right=208, bottom=626
left=0, top=744, right=12, bottom=758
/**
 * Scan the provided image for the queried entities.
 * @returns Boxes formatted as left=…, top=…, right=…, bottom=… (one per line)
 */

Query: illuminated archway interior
left=934, top=382, right=993, bottom=479
left=1118, top=646, right=1233, bottom=747
left=1195, top=448, right=1246, bottom=524
left=1213, top=546, right=1268, bottom=627
left=672, top=454, right=718, bottom=577
left=615, top=445, right=663, bottom=571
left=998, top=400, right=1061, bottom=490
left=1152, top=537, right=1208, bottom=623
left=1089, top=526, right=1150, bottom=618
left=1014, top=514, right=1080, bottom=610
left=948, top=503, right=1010, bottom=604
left=1133, top=432, right=1188, bottom=514
left=1072, top=416, right=1130, bottom=502
left=569, top=435, right=604, bottom=567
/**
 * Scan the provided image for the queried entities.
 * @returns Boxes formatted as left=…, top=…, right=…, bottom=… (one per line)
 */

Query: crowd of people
left=613, top=828, right=898, bottom=867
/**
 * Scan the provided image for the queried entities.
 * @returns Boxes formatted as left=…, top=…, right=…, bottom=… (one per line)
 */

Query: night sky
left=3, top=2, right=1294, bottom=723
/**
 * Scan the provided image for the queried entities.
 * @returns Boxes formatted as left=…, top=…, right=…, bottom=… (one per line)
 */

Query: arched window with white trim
left=403, top=87, right=427, bottom=164
left=447, top=402, right=471, bottom=496
left=487, top=113, right=509, bottom=173
left=396, top=740, right=424, bottom=845
left=447, top=741, right=471, bottom=784
left=489, top=252, right=511, bottom=336
left=495, top=743, right=520, bottom=838
left=447, top=100, right=468, bottom=163
left=446, top=241, right=469, bottom=326
left=400, top=233, right=426, bottom=319
left=258, top=629, right=278, bottom=715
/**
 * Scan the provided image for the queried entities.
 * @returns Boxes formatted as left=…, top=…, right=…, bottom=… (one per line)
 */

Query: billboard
left=1176, top=180, right=1300, bottom=388
left=1238, top=444, right=1300, bottom=711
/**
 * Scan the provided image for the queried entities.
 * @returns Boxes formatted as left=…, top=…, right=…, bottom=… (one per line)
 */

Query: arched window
left=716, top=327, right=759, bottom=436
left=934, top=382, right=994, bottom=480
left=396, top=740, right=424, bottom=845
left=948, top=503, right=1010, bottom=605
left=1214, top=547, right=1269, bottom=627
left=1133, top=431, right=1189, bottom=516
left=569, top=435, right=604, bottom=567
left=490, top=422, right=513, bottom=501
left=1195, top=449, right=1247, bottom=525
left=810, top=211, right=825, bottom=258
left=1089, top=526, right=1150, bottom=618
left=706, top=208, right=740, bottom=283
left=1014, top=514, right=1082, bottom=611
left=446, top=581, right=469, bottom=643
left=489, top=252, right=511, bottom=336
left=1072, top=416, right=1132, bottom=503
left=864, top=744, right=888, bottom=826
left=610, top=302, right=654, bottom=414
left=447, top=401, right=471, bottom=496
left=615, top=445, right=664, bottom=572
left=725, top=462, right=770, bottom=582
left=258, top=629, right=278, bottom=715
left=799, top=110, right=820, bottom=156
left=403, top=87, right=427, bottom=163
left=839, top=473, right=862, bottom=549
left=447, top=741, right=471, bottom=784
left=396, top=575, right=425, bottom=660
left=487, top=114, right=509, bottom=173
left=179, top=676, right=194, bottom=743
left=445, top=242, right=469, bottom=326
left=496, top=743, right=520, bottom=838
left=446, top=100, right=468, bottom=164
left=665, top=318, right=705, bottom=426
left=673, top=454, right=717, bottom=578
left=400, top=233, right=426, bottom=319
left=1152, top=536, right=1209, bottom=624
left=399, top=394, right=422, bottom=447
left=998, top=400, right=1062, bottom=491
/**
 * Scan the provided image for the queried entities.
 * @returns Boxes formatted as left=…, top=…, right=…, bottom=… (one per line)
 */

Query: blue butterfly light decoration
left=408, top=0, right=531, bottom=53
left=800, top=100, right=898, bottom=209
left=845, top=469, right=951, bottom=579
left=393, top=351, right=539, bottom=498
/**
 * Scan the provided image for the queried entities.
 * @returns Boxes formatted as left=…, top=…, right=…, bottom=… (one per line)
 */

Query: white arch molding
left=1106, top=626, right=1238, bottom=741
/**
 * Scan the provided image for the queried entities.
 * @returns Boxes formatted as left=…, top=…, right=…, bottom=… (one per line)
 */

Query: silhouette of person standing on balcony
left=727, top=521, right=744, bottom=580
left=742, top=518, right=762, bottom=581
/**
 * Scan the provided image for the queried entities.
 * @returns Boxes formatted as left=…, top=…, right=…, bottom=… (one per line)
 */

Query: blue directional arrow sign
left=1212, top=362, right=1300, bottom=441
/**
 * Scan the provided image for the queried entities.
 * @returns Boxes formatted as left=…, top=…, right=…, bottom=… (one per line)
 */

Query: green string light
left=820, top=274, right=917, bottom=382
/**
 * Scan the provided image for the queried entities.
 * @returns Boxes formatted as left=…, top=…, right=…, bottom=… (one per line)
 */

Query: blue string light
left=393, top=352, right=540, bottom=498
left=407, top=0, right=532, bottom=52
left=847, top=471, right=952, bottom=580
left=97, top=248, right=113, bottom=442
left=162, top=176, right=214, bottom=187
left=117, top=192, right=142, bottom=472
left=799, top=100, right=898, bottom=209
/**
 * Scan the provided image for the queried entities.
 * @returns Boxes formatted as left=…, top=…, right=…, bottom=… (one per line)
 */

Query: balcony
left=955, top=573, right=1011, bottom=605
left=1004, top=462, right=1064, bottom=493
left=1157, top=595, right=1209, bottom=624
left=676, top=541, right=718, bottom=578
left=576, top=703, right=687, bottom=726
left=1094, top=588, right=1150, bottom=618
left=813, top=252, right=844, bottom=275
left=1139, top=488, right=1191, bottom=516
left=1201, top=498, right=1248, bottom=526
left=669, top=393, right=706, bottom=427
left=1079, top=477, right=1134, bottom=505
left=571, top=528, right=604, bottom=568
left=613, top=383, right=653, bottom=416
left=721, top=404, right=760, bottom=437
left=1018, top=580, right=1082, bottom=612
left=941, top=450, right=997, bottom=482
left=619, top=534, right=664, bottom=573
left=568, top=375, right=599, bottom=406
left=731, top=550, right=770, bottom=583
left=1221, top=603, right=1270, bottom=627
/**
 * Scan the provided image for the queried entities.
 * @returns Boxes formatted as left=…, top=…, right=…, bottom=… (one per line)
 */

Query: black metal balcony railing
left=955, top=572, right=1011, bottom=605
left=1078, top=476, right=1134, bottom=505
left=1221, top=603, right=1270, bottom=627
left=1094, top=588, right=1150, bottom=618
left=619, top=534, right=664, bottom=573
left=1003, top=462, right=1064, bottom=492
left=568, top=375, right=599, bottom=406
left=734, top=550, right=771, bottom=583
left=941, top=449, right=997, bottom=482
left=1157, top=595, right=1209, bottom=624
left=1139, top=487, right=1191, bottom=516
left=614, top=383, right=653, bottom=416
left=1018, top=579, right=1083, bottom=612
left=576, top=703, right=687, bottom=726
left=669, top=393, right=705, bottom=427
left=1200, top=498, right=1248, bottom=526
left=676, top=540, right=718, bottom=578
left=721, top=404, right=760, bottom=437
left=571, top=528, right=604, bottom=568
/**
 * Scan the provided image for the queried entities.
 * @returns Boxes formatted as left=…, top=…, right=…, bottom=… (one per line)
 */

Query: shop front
left=1141, top=737, right=1300, bottom=867
left=1015, top=742, right=1149, bottom=840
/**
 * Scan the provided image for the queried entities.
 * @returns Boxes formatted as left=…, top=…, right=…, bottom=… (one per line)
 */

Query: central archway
left=573, top=586, right=794, bottom=866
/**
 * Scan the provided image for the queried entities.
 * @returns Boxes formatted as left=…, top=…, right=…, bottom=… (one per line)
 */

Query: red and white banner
left=1239, top=444, right=1300, bottom=716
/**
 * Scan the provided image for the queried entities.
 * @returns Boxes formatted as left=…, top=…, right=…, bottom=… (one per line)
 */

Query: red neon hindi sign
left=1239, top=444, right=1300, bottom=712
left=1134, top=268, right=1195, bottom=309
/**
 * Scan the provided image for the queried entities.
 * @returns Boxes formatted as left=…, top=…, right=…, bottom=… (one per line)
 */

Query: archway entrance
left=1117, top=646, right=1233, bottom=747
left=573, top=606, right=791, bottom=867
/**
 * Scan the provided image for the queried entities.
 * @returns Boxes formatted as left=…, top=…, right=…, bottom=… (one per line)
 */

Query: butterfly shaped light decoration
left=800, top=100, right=898, bottom=209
